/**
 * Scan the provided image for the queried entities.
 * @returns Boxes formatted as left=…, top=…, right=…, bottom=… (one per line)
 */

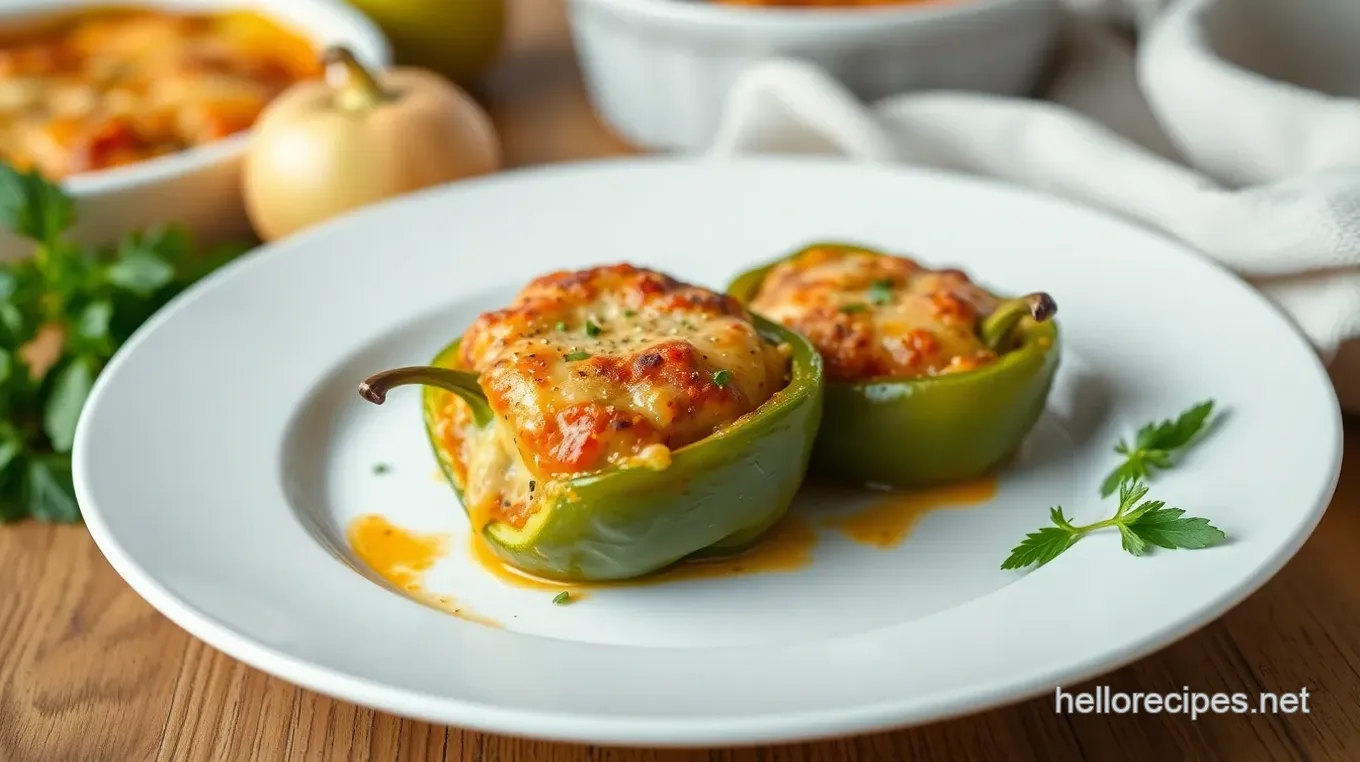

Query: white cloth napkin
left=706, top=0, right=1360, bottom=412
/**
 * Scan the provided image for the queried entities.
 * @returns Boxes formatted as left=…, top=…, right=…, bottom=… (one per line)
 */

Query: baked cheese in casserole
left=0, top=7, right=318, bottom=178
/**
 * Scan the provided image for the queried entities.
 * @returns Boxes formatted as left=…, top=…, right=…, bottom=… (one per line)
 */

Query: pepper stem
left=322, top=45, right=388, bottom=110
left=359, top=366, right=494, bottom=426
left=979, top=293, right=1057, bottom=352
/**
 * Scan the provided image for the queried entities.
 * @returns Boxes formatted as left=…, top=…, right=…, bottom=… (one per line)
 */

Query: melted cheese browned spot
left=749, top=246, right=1001, bottom=382
left=435, top=264, right=790, bottom=532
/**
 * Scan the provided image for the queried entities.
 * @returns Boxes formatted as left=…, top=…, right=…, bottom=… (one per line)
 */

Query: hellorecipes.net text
left=1055, top=686, right=1312, bottom=721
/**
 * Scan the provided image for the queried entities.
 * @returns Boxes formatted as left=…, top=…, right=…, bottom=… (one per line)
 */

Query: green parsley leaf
left=1099, top=459, right=1144, bottom=502
left=0, top=161, right=247, bottom=523
left=585, top=320, right=602, bottom=337
left=623, top=309, right=637, bottom=318
left=0, top=267, right=35, bottom=344
left=0, top=268, right=16, bottom=302
left=0, top=164, right=74, bottom=245
left=25, top=456, right=80, bottom=523
left=1047, top=505, right=1076, bottom=532
left=564, top=351, right=591, bottom=361
left=132, top=225, right=193, bottom=263
left=173, top=238, right=248, bottom=287
left=1100, top=400, right=1216, bottom=496
left=712, top=369, right=732, bottom=388
left=1124, top=505, right=1226, bottom=550
left=1002, top=478, right=1224, bottom=570
left=1117, top=524, right=1149, bottom=556
left=106, top=249, right=175, bottom=296
left=43, top=357, right=95, bottom=454
left=1158, top=400, right=1215, bottom=449
left=868, top=278, right=895, bottom=305
left=0, top=440, right=20, bottom=473
left=1116, top=479, right=1149, bottom=513
left=373, top=463, right=389, bottom=474
left=555, top=321, right=568, bottom=332
left=0, top=302, right=22, bottom=339
left=552, top=591, right=571, bottom=605
left=1000, top=523, right=1078, bottom=570
left=840, top=303, right=867, bottom=314
left=77, top=301, right=113, bottom=342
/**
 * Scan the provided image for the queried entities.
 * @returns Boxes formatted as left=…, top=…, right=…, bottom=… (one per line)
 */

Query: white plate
left=74, top=157, right=1343, bottom=746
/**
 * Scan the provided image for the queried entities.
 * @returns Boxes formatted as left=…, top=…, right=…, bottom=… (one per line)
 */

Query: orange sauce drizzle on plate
left=347, top=514, right=501, bottom=628
left=469, top=514, right=819, bottom=593
left=351, top=473, right=986, bottom=617
left=823, top=476, right=997, bottom=548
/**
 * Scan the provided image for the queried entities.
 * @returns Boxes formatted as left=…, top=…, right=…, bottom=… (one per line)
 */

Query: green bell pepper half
left=358, top=315, right=824, bottom=582
left=727, top=242, right=1060, bottom=489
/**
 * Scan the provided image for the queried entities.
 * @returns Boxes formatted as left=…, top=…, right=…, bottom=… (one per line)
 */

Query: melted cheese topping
left=0, top=7, right=319, bottom=178
left=435, top=264, right=789, bottom=531
left=750, top=245, right=1001, bottom=382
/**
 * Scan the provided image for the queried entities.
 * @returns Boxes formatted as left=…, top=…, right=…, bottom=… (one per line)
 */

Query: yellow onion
left=243, top=46, right=500, bottom=241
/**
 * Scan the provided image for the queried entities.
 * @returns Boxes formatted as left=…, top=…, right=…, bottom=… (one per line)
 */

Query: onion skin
left=243, top=47, right=501, bottom=242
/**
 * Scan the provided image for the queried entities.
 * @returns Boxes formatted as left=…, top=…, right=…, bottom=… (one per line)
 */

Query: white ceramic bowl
left=0, top=0, right=390, bottom=258
left=566, top=0, right=1062, bottom=151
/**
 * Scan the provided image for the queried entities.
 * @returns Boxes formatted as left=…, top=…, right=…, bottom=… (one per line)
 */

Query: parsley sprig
left=868, top=278, right=894, bottom=305
left=0, top=163, right=246, bottom=522
left=1100, top=400, right=1215, bottom=497
left=1001, top=480, right=1226, bottom=570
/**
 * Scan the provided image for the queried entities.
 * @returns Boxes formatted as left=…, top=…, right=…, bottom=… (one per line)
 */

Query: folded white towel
left=707, top=0, right=1360, bottom=412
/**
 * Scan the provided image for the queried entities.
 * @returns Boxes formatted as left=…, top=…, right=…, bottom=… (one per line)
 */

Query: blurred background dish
left=345, top=0, right=505, bottom=85
left=565, top=0, right=1061, bottom=151
left=0, top=0, right=389, bottom=259
left=0, top=7, right=320, bottom=181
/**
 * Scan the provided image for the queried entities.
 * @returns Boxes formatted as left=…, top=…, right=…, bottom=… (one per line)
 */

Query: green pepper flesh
left=419, top=316, right=824, bottom=582
left=728, top=243, right=1060, bottom=489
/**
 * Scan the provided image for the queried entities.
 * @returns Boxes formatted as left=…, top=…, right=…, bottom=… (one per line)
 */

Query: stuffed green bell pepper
left=727, top=242, right=1058, bottom=489
left=358, top=264, right=823, bottom=582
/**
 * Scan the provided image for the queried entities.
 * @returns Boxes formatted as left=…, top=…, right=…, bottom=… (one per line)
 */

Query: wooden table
left=4, top=2, right=1358, bottom=760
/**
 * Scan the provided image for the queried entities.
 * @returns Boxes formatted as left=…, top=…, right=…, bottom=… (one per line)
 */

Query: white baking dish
left=566, top=0, right=1061, bottom=151
left=0, top=0, right=390, bottom=257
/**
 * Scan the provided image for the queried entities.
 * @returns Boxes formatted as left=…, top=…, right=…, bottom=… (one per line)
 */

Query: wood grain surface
left=3, top=1, right=1357, bottom=760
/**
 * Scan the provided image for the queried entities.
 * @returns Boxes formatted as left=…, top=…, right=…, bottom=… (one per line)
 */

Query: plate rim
left=73, top=154, right=1346, bottom=746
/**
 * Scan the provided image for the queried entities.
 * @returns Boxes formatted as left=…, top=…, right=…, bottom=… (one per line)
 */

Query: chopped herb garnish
left=554, top=321, right=568, bottom=332
left=565, top=351, right=591, bottom=361
left=840, top=303, right=868, bottom=314
left=373, top=463, right=389, bottom=474
left=553, top=591, right=571, bottom=605
left=623, top=309, right=637, bottom=317
left=585, top=320, right=602, bottom=337
left=712, top=369, right=732, bottom=388
left=1100, top=400, right=1216, bottom=497
left=1001, top=479, right=1225, bottom=570
left=868, top=279, right=895, bottom=305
